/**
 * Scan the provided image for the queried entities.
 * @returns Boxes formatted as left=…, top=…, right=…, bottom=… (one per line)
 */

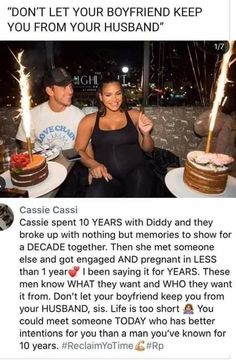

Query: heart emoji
left=68, top=269, right=77, bottom=277
left=74, top=266, right=80, bottom=272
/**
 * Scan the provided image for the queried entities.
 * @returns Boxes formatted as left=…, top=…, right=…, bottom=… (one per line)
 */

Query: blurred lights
left=122, top=66, right=129, bottom=73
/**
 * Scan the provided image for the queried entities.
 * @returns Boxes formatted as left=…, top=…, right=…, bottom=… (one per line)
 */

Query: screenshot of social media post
left=0, top=0, right=236, bottom=359
left=0, top=198, right=235, bottom=360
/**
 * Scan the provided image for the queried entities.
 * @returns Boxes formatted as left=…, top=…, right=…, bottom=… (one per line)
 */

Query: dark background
left=0, top=41, right=235, bottom=112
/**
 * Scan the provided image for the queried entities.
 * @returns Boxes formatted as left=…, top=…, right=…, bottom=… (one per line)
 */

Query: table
left=165, top=167, right=236, bottom=198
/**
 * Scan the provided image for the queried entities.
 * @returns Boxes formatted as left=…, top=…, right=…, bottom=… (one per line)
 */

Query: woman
left=183, top=304, right=194, bottom=315
left=75, top=77, right=155, bottom=197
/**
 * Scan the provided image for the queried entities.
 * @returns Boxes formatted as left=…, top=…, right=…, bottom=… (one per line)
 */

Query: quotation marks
left=68, top=266, right=80, bottom=278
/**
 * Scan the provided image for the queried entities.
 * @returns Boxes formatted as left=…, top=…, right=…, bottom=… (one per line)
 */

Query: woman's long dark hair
left=96, top=76, right=129, bottom=116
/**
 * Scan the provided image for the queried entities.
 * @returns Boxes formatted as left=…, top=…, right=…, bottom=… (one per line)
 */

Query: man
left=16, top=67, right=90, bottom=197
left=16, top=67, right=85, bottom=150
left=194, top=108, right=235, bottom=156
left=194, top=107, right=236, bottom=177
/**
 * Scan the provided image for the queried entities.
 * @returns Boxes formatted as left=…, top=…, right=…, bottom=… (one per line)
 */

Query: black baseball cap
left=44, top=67, right=72, bottom=87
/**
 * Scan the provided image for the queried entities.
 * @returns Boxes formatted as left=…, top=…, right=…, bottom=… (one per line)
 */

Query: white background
left=0, top=0, right=234, bottom=41
left=0, top=198, right=235, bottom=360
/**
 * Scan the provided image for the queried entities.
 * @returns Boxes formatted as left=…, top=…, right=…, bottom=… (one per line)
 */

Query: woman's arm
left=74, top=114, right=112, bottom=181
left=129, top=109, right=154, bottom=152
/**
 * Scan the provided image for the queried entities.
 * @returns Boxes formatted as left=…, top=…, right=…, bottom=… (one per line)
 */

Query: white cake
left=184, top=151, right=234, bottom=194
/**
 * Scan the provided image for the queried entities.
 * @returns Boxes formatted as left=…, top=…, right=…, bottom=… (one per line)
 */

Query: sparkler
left=9, top=49, right=32, bottom=161
left=205, top=41, right=235, bottom=153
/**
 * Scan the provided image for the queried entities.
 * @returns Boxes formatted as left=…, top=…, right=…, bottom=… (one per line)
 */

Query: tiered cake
left=10, top=153, right=48, bottom=187
left=184, top=151, right=234, bottom=194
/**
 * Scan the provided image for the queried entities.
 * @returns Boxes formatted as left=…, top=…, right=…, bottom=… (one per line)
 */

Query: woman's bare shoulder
left=80, top=112, right=97, bottom=126
left=128, top=108, right=140, bottom=123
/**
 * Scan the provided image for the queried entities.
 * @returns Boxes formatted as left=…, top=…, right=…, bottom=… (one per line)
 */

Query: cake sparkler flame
left=10, top=49, right=32, bottom=161
left=206, top=41, right=235, bottom=152
left=184, top=41, right=235, bottom=194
